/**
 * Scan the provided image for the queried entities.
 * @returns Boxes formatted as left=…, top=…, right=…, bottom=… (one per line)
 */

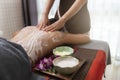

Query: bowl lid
left=53, top=46, right=74, bottom=56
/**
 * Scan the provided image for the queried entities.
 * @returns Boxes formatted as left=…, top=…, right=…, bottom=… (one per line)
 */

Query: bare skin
left=10, top=26, right=90, bottom=66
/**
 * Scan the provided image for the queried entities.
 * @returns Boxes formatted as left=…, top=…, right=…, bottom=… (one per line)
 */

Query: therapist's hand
left=43, top=19, right=65, bottom=32
left=37, top=16, right=50, bottom=30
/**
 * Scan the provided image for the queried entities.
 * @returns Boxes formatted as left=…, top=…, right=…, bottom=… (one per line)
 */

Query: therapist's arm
left=43, top=0, right=87, bottom=31
left=37, top=0, right=55, bottom=29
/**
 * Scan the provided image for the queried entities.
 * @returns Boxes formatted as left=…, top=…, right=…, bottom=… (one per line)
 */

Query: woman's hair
left=49, top=18, right=58, bottom=24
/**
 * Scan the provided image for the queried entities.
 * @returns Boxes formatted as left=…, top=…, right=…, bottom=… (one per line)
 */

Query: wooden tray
left=33, top=58, right=86, bottom=80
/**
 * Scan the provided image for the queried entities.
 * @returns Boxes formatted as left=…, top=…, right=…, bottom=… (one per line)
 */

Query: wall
left=0, top=0, right=24, bottom=39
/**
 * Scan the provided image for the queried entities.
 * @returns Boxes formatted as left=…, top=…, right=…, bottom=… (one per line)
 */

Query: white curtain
left=88, top=0, right=120, bottom=60
left=37, top=0, right=120, bottom=60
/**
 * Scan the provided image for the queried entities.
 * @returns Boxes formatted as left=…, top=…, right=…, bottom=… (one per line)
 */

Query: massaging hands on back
left=37, top=16, right=65, bottom=31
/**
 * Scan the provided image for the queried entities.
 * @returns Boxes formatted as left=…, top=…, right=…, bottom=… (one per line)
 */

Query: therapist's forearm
left=42, top=0, right=55, bottom=16
left=60, top=0, right=87, bottom=22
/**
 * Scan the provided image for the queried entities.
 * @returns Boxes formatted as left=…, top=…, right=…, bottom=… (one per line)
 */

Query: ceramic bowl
left=53, top=56, right=80, bottom=75
left=53, top=46, right=74, bottom=56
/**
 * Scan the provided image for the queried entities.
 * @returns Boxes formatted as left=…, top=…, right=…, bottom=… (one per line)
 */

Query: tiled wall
left=0, top=0, right=24, bottom=39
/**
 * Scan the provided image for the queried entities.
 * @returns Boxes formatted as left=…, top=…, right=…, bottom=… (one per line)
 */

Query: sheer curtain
left=37, top=0, right=59, bottom=21
left=88, top=0, right=120, bottom=60
left=37, top=0, right=120, bottom=60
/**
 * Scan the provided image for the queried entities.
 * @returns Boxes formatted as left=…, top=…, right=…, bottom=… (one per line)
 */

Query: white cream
left=50, top=32, right=63, bottom=43
left=11, top=27, right=64, bottom=64
left=55, top=57, right=79, bottom=68
left=11, top=28, right=49, bottom=63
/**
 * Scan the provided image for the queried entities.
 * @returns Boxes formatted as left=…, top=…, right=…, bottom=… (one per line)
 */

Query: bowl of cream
left=53, top=56, right=80, bottom=75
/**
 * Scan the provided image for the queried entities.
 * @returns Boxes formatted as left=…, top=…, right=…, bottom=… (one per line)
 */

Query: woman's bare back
left=11, top=26, right=65, bottom=65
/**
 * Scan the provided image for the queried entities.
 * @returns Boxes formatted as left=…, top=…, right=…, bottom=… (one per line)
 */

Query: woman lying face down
left=10, top=26, right=90, bottom=66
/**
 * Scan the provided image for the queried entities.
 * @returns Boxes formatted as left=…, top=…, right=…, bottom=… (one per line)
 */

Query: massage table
left=78, top=40, right=111, bottom=65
